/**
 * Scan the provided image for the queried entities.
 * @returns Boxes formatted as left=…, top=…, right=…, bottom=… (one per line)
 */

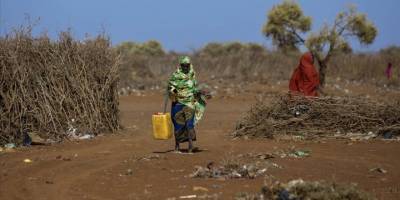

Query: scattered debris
left=382, top=131, right=393, bottom=139
left=56, top=155, right=72, bottom=161
left=235, top=179, right=373, bottom=200
left=23, top=132, right=32, bottom=146
left=370, top=167, right=388, bottom=174
left=126, top=169, right=133, bottom=176
left=4, top=143, right=16, bottom=149
left=66, top=119, right=95, bottom=140
left=273, top=147, right=311, bottom=158
left=333, top=132, right=377, bottom=141
left=136, top=154, right=164, bottom=161
left=193, top=186, right=209, bottom=192
left=62, top=157, right=72, bottom=161
left=190, top=161, right=273, bottom=180
left=239, top=152, right=275, bottom=160
left=78, top=134, right=94, bottom=140
left=2, top=143, right=16, bottom=153
left=28, top=132, right=47, bottom=145
left=212, top=184, right=221, bottom=189
left=179, top=195, right=197, bottom=199
left=197, top=193, right=220, bottom=199
left=240, top=147, right=311, bottom=160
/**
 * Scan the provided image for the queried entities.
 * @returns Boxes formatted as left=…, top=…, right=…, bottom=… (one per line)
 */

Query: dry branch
left=0, top=28, right=120, bottom=145
left=233, top=94, right=400, bottom=139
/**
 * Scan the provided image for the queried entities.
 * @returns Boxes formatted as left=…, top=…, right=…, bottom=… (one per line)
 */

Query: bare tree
left=262, top=1, right=377, bottom=87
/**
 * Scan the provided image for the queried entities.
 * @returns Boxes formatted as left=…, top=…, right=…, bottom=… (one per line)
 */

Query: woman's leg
left=171, top=102, right=181, bottom=152
left=187, top=129, right=194, bottom=153
left=188, top=128, right=196, bottom=153
left=175, top=139, right=180, bottom=151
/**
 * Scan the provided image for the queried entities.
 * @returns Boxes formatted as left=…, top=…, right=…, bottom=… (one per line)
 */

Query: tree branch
left=289, top=27, right=306, bottom=44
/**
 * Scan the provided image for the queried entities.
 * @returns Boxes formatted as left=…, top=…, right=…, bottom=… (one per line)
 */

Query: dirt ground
left=1, top=84, right=400, bottom=200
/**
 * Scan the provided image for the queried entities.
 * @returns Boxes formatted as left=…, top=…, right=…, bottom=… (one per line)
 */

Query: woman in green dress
left=168, top=56, right=207, bottom=153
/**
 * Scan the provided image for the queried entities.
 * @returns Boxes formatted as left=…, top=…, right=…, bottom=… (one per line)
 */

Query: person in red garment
left=289, top=52, right=320, bottom=97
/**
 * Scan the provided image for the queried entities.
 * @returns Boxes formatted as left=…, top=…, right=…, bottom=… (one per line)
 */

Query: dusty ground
left=1, top=84, right=400, bottom=200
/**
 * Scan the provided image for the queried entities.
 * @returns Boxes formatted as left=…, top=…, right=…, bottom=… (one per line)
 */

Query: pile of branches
left=235, top=179, right=373, bottom=200
left=233, top=94, right=400, bottom=139
left=0, top=28, right=120, bottom=145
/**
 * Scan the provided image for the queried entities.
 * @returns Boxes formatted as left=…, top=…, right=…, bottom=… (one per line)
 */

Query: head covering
left=179, top=56, right=191, bottom=65
left=289, top=52, right=320, bottom=96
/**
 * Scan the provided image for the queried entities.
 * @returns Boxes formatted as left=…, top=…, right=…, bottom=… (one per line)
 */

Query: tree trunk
left=317, top=59, right=328, bottom=88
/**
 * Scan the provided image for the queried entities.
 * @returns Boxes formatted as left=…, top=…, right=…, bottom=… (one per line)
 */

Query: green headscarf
left=179, top=56, right=191, bottom=65
left=168, top=56, right=205, bottom=124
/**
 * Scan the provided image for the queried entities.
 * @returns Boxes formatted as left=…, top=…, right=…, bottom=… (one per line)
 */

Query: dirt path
left=1, top=93, right=400, bottom=200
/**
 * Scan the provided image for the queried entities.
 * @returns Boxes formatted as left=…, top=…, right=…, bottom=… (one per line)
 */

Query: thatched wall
left=0, top=29, right=120, bottom=145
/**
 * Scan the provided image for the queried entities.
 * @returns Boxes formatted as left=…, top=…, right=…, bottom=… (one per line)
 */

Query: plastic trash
left=79, top=134, right=93, bottom=140
left=179, top=195, right=197, bottom=199
left=383, top=132, right=393, bottom=139
left=23, top=132, right=32, bottom=146
left=4, top=143, right=16, bottom=149
left=370, top=167, right=387, bottom=174
left=23, top=159, right=32, bottom=163
left=126, top=169, right=133, bottom=176
left=294, top=150, right=309, bottom=157
left=277, top=189, right=290, bottom=200
left=193, top=186, right=208, bottom=192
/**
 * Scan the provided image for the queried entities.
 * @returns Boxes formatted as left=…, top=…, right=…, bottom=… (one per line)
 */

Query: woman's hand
left=198, top=89, right=212, bottom=100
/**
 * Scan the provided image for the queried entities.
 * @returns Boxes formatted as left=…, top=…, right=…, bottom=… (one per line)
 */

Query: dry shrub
left=0, top=27, right=120, bottom=145
left=233, top=94, right=400, bottom=139
left=116, top=41, right=400, bottom=91
left=115, top=42, right=300, bottom=90
left=192, top=50, right=299, bottom=84
left=236, top=179, right=374, bottom=200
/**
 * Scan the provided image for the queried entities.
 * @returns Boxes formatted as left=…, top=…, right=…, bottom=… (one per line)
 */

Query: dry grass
left=0, top=27, right=120, bottom=145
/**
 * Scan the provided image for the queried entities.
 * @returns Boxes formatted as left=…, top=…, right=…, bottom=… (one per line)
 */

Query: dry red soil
left=1, top=89, right=400, bottom=200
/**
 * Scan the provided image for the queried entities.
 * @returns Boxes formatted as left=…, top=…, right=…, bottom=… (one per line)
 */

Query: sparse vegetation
left=116, top=40, right=399, bottom=92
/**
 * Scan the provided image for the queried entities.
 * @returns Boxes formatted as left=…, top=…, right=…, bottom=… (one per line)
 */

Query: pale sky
left=1, top=0, right=399, bottom=52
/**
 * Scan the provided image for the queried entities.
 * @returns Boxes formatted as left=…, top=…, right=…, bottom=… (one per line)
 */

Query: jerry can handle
left=163, top=87, right=169, bottom=113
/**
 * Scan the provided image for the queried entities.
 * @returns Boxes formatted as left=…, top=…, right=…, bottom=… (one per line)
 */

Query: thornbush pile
left=233, top=94, right=400, bottom=139
left=0, top=28, right=120, bottom=145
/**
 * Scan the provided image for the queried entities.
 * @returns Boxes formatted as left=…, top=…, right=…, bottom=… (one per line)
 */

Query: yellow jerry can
left=152, top=112, right=173, bottom=140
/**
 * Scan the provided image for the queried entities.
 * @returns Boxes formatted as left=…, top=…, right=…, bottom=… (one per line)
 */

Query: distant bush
left=380, top=45, right=400, bottom=56
left=115, top=40, right=165, bottom=56
left=116, top=40, right=399, bottom=90
left=198, top=42, right=267, bottom=57
left=115, top=40, right=169, bottom=89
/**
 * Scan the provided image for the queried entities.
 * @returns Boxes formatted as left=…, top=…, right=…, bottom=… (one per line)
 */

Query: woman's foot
left=174, top=143, right=181, bottom=153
